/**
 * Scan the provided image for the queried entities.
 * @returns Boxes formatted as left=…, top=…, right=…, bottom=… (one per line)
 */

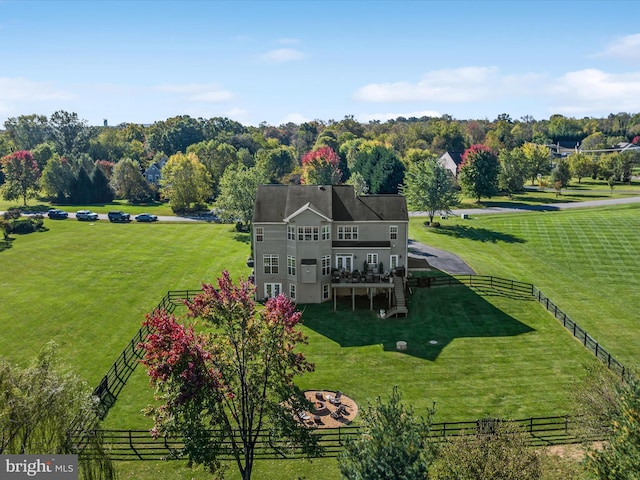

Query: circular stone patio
left=299, top=390, right=359, bottom=428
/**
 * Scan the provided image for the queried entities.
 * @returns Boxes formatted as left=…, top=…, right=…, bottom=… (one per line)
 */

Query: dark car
left=47, top=209, right=69, bottom=220
left=135, top=213, right=158, bottom=222
left=76, top=210, right=99, bottom=221
left=108, top=211, right=131, bottom=223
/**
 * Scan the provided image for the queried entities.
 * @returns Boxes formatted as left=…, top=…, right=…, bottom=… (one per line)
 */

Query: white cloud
left=260, top=48, right=305, bottom=63
left=546, top=68, right=640, bottom=113
left=154, top=83, right=234, bottom=102
left=278, top=37, right=300, bottom=45
left=598, top=34, right=640, bottom=62
left=353, top=67, right=541, bottom=103
left=280, top=112, right=309, bottom=124
left=0, top=77, right=73, bottom=102
left=358, top=110, right=441, bottom=123
left=223, top=108, right=251, bottom=124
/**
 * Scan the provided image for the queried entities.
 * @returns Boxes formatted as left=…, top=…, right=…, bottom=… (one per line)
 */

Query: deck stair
left=385, top=277, right=408, bottom=318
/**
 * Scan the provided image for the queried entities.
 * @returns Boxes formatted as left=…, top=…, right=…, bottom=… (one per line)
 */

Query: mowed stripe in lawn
left=0, top=219, right=251, bottom=387
left=410, top=203, right=640, bottom=366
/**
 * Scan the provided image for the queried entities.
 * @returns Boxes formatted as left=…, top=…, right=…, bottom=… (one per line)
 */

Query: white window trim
left=264, top=283, right=282, bottom=299
left=255, top=227, right=264, bottom=242
left=289, top=283, right=296, bottom=300
left=390, top=225, right=398, bottom=240
left=263, top=254, right=279, bottom=274
left=287, top=255, right=296, bottom=276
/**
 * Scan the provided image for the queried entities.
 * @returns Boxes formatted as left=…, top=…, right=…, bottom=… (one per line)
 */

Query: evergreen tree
left=338, top=386, right=436, bottom=480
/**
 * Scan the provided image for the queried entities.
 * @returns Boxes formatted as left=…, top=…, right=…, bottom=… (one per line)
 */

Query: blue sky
left=2, top=0, right=640, bottom=127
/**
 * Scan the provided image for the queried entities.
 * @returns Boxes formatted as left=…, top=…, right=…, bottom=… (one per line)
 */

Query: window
left=367, top=253, right=379, bottom=265
left=255, top=227, right=264, bottom=242
left=321, top=255, right=331, bottom=276
left=390, top=225, right=398, bottom=240
left=321, top=225, right=331, bottom=240
left=264, top=283, right=281, bottom=298
left=289, top=283, right=296, bottom=300
left=297, top=226, right=319, bottom=241
left=337, top=226, right=358, bottom=240
left=287, top=225, right=295, bottom=241
left=287, top=255, right=296, bottom=275
left=322, top=284, right=330, bottom=300
left=263, top=254, right=279, bottom=274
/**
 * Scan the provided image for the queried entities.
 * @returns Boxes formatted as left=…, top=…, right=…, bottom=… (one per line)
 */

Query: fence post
left=608, top=353, right=611, bottom=368
left=595, top=343, right=599, bottom=357
left=530, top=417, right=533, bottom=434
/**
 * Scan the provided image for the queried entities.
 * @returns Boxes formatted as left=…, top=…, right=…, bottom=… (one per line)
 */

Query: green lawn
left=2, top=204, right=637, bottom=479
left=0, top=198, right=179, bottom=216
left=410, top=203, right=640, bottom=367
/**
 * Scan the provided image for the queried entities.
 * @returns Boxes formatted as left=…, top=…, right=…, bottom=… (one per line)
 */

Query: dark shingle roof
left=253, top=185, right=408, bottom=223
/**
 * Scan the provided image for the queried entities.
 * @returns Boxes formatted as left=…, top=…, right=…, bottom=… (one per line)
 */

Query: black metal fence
left=69, top=275, right=622, bottom=456
left=72, top=414, right=598, bottom=461
left=411, top=274, right=630, bottom=380
left=70, top=289, right=203, bottom=449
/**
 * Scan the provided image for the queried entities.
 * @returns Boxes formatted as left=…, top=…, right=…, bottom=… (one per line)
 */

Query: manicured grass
left=410, top=203, right=640, bottom=367
left=457, top=180, right=640, bottom=209
left=2, top=204, right=634, bottom=479
left=0, top=219, right=250, bottom=382
left=0, top=198, right=179, bottom=216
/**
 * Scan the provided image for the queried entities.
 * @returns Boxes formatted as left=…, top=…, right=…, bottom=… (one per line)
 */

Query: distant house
left=252, top=184, right=409, bottom=307
left=143, top=157, right=167, bottom=185
left=438, top=151, right=464, bottom=177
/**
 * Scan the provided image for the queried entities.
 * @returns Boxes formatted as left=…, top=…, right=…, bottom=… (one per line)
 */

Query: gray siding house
left=252, top=184, right=409, bottom=304
left=438, top=151, right=464, bottom=178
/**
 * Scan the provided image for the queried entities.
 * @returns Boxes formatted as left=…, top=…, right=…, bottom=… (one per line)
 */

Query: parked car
left=108, top=211, right=131, bottom=223
left=47, top=209, right=69, bottom=220
left=135, top=213, right=158, bottom=222
left=76, top=210, right=99, bottom=221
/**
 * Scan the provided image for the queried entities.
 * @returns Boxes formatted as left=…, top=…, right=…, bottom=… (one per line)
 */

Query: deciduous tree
left=401, top=158, right=459, bottom=223
left=41, top=156, right=74, bottom=203
left=458, top=144, right=499, bottom=202
left=522, top=142, right=551, bottom=185
left=430, top=421, right=542, bottom=480
left=213, top=164, right=262, bottom=226
left=110, top=158, right=152, bottom=203
left=568, top=153, right=594, bottom=183
left=159, top=152, right=212, bottom=212
left=498, top=147, right=527, bottom=198
left=0, top=150, right=40, bottom=206
left=141, top=272, right=319, bottom=480
left=301, top=146, right=342, bottom=185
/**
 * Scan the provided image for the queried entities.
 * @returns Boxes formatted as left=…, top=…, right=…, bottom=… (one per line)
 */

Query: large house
left=252, top=184, right=409, bottom=305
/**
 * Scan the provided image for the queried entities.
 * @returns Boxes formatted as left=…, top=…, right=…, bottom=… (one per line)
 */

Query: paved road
left=411, top=196, right=640, bottom=217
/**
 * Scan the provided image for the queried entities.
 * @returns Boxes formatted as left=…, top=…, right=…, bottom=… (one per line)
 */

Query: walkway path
left=408, top=239, right=476, bottom=275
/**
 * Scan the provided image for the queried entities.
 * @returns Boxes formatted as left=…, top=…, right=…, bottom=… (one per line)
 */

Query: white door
left=264, top=283, right=282, bottom=298
left=390, top=254, right=399, bottom=271
left=336, top=254, right=353, bottom=272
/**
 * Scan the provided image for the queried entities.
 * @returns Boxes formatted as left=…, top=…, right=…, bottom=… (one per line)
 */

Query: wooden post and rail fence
left=68, top=274, right=625, bottom=457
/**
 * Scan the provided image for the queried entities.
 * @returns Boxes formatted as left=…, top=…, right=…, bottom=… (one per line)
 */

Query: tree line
left=1, top=111, right=639, bottom=216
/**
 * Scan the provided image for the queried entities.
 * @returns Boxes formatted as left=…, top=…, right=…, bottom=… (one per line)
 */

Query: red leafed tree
left=140, top=271, right=319, bottom=479
left=632, top=135, right=640, bottom=145
left=301, top=146, right=342, bottom=185
left=0, top=150, right=41, bottom=206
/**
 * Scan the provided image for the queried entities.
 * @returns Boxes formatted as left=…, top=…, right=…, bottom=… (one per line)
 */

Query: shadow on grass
left=0, top=238, right=14, bottom=252
left=234, top=232, right=250, bottom=244
left=430, top=225, right=526, bottom=244
left=302, top=286, right=534, bottom=361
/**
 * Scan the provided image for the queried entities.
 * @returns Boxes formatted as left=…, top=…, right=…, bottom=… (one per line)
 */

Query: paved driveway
left=408, top=239, right=475, bottom=275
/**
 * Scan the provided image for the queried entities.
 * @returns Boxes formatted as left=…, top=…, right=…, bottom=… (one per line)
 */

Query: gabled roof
left=283, top=202, right=332, bottom=222
left=253, top=185, right=408, bottom=223
left=438, top=151, right=464, bottom=166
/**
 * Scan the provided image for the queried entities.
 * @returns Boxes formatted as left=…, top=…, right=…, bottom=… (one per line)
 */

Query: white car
left=76, top=210, right=99, bottom=221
